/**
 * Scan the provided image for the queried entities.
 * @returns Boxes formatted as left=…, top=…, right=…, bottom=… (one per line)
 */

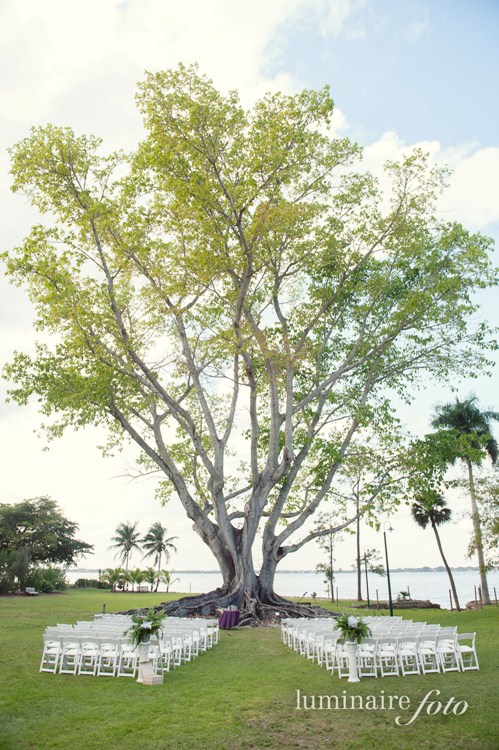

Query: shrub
left=0, top=550, right=17, bottom=594
left=25, top=566, right=67, bottom=593
left=74, top=578, right=111, bottom=589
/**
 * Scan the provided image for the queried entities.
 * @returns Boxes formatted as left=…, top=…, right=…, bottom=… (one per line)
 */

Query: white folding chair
left=456, top=633, right=479, bottom=671
left=357, top=638, right=378, bottom=678
left=97, top=636, right=119, bottom=676
left=170, top=634, right=184, bottom=668
left=323, top=636, right=339, bottom=674
left=59, top=635, right=80, bottom=675
left=78, top=636, right=100, bottom=676
left=436, top=633, right=460, bottom=672
left=398, top=636, right=420, bottom=676
left=117, top=637, right=138, bottom=678
left=418, top=635, right=440, bottom=674
left=377, top=637, right=399, bottom=677
left=335, top=641, right=351, bottom=678
left=157, top=637, right=174, bottom=674
left=40, top=634, right=61, bottom=674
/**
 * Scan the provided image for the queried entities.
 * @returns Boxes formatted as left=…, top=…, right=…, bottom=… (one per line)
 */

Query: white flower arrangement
left=126, top=608, right=166, bottom=647
left=335, top=612, right=371, bottom=644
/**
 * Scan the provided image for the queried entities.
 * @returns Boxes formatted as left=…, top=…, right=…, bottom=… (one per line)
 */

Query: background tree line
left=0, top=497, right=92, bottom=594
left=107, top=520, right=177, bottom=592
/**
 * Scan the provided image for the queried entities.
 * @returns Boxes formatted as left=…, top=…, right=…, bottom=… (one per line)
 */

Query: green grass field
left=0, top=589, right=497, bottom=750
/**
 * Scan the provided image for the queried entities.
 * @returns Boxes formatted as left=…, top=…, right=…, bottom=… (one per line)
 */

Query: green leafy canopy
left=2, top=64, right=497, bottom=577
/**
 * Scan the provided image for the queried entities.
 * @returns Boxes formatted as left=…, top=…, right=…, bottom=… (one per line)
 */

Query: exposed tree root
left=121, top=587, right=338, bottom=624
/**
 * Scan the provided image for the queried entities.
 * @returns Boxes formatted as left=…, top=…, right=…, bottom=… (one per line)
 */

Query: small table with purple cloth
left=219, top=609, right=241, bottom=629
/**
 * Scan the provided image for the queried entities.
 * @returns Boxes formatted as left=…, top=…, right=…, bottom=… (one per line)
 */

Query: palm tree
left=99, top=567, right=126, bottom=592
left=142, top=566, right=158, bottom=593
left=411, top=492, right=461, bottom=611
left=141, top=522, right=178, bottom=592
left=125, top=567, right=145, bottom=593
left=109, top=521, right=142, bottom=573
left=432, top=395, right=499, bottom=604
left=159, top=569, right=180, bottom=593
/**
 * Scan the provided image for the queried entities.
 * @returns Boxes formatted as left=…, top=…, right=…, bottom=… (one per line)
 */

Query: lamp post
left=383, top=522, right=394, bottom=617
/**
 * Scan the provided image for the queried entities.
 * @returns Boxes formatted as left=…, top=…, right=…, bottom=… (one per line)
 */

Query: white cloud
left=0, top=0, right=308, bottom=140
left=362, top=131, right=499, bottom=230
left=441, top=147, right=499, bottom=229
left=313, top=0, right=368, bottom=39
left=406, top=8, right=430, bottom=44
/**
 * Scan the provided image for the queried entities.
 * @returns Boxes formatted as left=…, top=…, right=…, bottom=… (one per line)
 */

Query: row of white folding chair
left=282, top=617, right=467, bottom=659
left=294, top=623, right=326, bottom=657
left=92, top=615, right=220, bottom=647
left=281, top=618, right=308, bottom=647
left=289, top=621, right=334, bottom=653
left=154, top=621, right=221, bottom=671
left=46, top=625, right=128, bottom=642
left=41, top=633, right=134, bottom=677
left=321, top=635, right=423, bottom=678
left=149, top=617, right=219, bottom=651
left=284, top=621, right=343, bottom=665
left=418, top=631, right=478, bottom=673
left=44, top=613, right=219, bottom=662
left=281, top=617, right=308, bottom=647
left=162, top=629, right=200, bottom=663
left=94, top=614, right=132, bottom=622
left=320, top=632, right=478, bottom=678
left=162, top=624, right=207, bottom=658
left=168, top=618, right=219, bottom=650
left=42, top=632, right=189, bottom=678
left=50, top=622, right=128, bottom=635
left=281, top=615, right=407, bottom=645
left=203, top=619, right=220, bottom=647
left=300, top=627, right=333, bottom=661
left=152, top=630, right=217, bottom=673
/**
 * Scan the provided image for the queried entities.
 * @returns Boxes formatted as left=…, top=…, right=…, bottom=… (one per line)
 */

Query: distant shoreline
left=69, top=566, right=481, bottom=574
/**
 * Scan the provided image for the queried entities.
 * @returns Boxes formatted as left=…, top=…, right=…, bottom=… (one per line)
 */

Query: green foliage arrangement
left=126, top=607, right=167, bottom=647
left=335, top=613, right=371, bottom=644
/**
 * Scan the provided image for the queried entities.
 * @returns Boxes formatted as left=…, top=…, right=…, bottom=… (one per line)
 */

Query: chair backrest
left=80, top=635, right=100, bottom=650
left=438, top=627, right=457, bottom=637
left=457, top=632, right=476, bottom=642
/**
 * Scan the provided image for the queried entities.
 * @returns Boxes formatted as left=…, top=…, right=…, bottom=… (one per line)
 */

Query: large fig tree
left=3, top=64, right=497, bottom=617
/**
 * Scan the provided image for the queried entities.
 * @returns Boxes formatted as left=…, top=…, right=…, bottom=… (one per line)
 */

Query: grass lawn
left=0, top=589, right=497, bottom=750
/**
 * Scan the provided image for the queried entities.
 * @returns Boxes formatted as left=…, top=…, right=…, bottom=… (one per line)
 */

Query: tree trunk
left=154, top=556, right=161, bottom=592
left=150, top=550, right=335, bottom=623
left=356, top=506, right=362, bottom=601
left=431, top=521, right=461, bottom=611
left=466, top=458, right=491, bottom=604
left=329, top=537, right=335, bottom=603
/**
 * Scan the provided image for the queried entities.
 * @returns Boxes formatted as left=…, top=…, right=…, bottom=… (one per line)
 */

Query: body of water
left=67, top=568, right=499, bottom=609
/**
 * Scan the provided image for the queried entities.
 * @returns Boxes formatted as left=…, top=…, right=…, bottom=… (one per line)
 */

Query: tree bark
left=329, top=535, right=335, bottom=603
left=431, top=521, right=461, bottom=611
left=356, top=499, right=363, bottom=601
left=465, top=458, right=491, bottom=604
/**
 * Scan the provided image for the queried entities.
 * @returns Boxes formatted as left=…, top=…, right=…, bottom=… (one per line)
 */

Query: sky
left=0, top=0, right=498, bottom=576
